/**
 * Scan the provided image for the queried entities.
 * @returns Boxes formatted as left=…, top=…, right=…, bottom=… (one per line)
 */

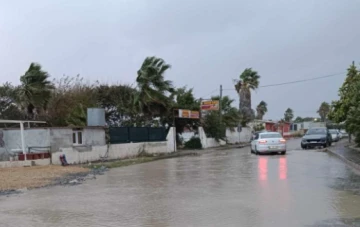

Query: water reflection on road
left=1, top=139, right=360, bottom=226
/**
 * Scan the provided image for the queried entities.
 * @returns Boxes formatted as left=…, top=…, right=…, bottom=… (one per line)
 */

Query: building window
left=73, top=130, right=83, bottom=145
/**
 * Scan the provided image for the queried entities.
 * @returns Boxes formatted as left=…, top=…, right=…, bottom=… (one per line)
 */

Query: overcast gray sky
left=1, top=0, right=359, bottom=119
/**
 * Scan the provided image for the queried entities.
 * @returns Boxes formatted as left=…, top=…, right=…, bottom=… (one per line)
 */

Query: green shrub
left=184, top=137, right=202, bottom=149
left=203, top=111, right=226, bottom=141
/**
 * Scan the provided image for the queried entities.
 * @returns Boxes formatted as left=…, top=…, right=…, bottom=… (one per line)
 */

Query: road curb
left=326, top=148, right=360, bottom=173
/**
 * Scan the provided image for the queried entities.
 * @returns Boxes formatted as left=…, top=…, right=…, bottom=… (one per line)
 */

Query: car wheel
left=281, top=151, right=286, bottom=155
left=250, top=147, right=254, bottom=154
left=323, top=143, right=327, bottom=148
left=255, top=146, right=259, bottom=155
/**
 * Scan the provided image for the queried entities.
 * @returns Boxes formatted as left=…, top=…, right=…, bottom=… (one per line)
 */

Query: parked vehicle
left=336, top=129, right=343, bottom=139
left=340, top=129, right=348, bottom=137
left=329, top=129, right=340, bottom=142
left=301, top=127, right=332, bottom=149
left=251, top=132, right=286, bottom=155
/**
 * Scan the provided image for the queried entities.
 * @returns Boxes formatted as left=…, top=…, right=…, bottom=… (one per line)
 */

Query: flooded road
left=1, top=139, right=360, bottom=227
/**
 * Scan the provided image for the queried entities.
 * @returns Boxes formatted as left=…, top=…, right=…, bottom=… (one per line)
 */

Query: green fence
left=109, top=127, right=167, bottom=144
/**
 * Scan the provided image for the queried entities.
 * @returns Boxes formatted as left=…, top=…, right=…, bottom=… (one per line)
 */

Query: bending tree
left=284, top=108, right=294, bottom=122
left=18, top=63, right=54, bottom=119
left=317, top=102, right=330, bottom=122
left=234, top=68, right=260, bottom=126
left=256, top=100, right=268, bottom=120
left=135, top=56, right=174, bottom=124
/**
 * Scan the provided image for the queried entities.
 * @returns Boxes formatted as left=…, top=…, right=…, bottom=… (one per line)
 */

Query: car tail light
left=259, top=139, right=267, bottom=144
left=280, top=139, right=286, bottom=143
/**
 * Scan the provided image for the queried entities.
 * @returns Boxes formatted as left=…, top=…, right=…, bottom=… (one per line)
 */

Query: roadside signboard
left=178, top=109, right=199, bottom=119
left=190, top=111, right=200, bottom=119
left=201, top=100, right=219, bottom=111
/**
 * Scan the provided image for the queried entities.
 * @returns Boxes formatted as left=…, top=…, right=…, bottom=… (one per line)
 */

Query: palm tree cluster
left=0, top=57, right=245, bottom=133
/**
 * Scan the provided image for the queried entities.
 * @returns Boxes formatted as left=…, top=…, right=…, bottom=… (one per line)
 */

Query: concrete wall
left=0, top=127, right=175, bottom=166
left=198, top=126, right=252, bottom=148
left=0, top=127, right=106, bottom=164
left=50, top=128, right=105, bottom=152
left=198, top=127, right=226, bottom=149
left=2, top=128, right=51, bottom=153
left=226, top=127, right=252, bottom=144
left=51, top=127, right=176, bottom=165
left=166, top=127, right=176, bottom=153
left=1, top=127, right=106, bottom=154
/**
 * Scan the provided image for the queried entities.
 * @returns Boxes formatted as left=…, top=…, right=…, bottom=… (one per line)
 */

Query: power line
left=199, top=89, right=219, bottom=99
left=222, top=72, right=346, bottom=91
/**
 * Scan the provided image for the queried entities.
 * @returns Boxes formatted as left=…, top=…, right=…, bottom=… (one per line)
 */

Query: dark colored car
left=301, top=127, right=332, bottom=149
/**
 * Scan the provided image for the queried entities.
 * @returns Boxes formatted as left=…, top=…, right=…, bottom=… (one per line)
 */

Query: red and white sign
left=201, top=100, right=219, bottom=111
left=178, top=109, right=199, bottom=119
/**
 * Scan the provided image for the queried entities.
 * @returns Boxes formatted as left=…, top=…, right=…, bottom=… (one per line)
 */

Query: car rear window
left=307, top=128, right=326, bottom=135
left=260, top=133, right=282, bottom=138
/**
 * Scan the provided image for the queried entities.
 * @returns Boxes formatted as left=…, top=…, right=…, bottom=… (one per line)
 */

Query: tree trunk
left=239, top=88, right=253, bottom=124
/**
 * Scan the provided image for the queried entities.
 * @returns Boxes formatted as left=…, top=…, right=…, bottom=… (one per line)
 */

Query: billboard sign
left=201, top=100, right=219, bottom=111
left=178, top=109, right=199, bottom=119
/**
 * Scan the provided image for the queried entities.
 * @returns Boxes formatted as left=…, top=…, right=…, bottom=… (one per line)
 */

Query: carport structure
left=0, top=120, right=47, bottom=161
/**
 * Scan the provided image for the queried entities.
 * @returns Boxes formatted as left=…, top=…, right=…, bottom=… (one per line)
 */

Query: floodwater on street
left=1, top=139, right=360, bottom=227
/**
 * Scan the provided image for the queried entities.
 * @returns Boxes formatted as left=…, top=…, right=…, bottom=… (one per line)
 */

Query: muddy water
left=1, top=140, right=360, bottom=227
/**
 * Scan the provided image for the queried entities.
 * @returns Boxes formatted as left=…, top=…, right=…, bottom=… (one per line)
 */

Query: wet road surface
left=1, top=139, right=360, bottom=227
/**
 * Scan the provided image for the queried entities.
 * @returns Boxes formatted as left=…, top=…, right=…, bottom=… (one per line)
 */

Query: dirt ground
left=0, top=165, right=89, bottom=191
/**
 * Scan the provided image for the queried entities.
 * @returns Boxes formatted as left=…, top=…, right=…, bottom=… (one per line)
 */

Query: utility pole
left=219, top=85, right=222, bottom=124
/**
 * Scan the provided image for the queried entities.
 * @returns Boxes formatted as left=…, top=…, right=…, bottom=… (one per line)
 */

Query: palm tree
left=256, top=101, right=268, bottom=120
left=135, top=56, right=174, bottom=123
left=317, top=102, right=330, bottom=122
left=284, top=108, right=294, bottom=122
left=18, top=63, right=54, bottom=119
left=234, top=68, right=260, bottom=125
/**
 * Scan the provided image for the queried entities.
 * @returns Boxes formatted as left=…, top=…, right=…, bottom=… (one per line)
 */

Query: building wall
left=49, top=128, right=73, bottom=153
left=198, top=127, right=226, bottom=148
left=1, top=127, right=106, bottom=154
left=51, top=127, right=176, bottom=165
left=49, top=128, right=106, bottom=153
left=265, top=123, right=275, bottom=131
left=226, top=127, right=252, bottom=144
left=166, top=127, right=176, bottom=153
left=198, top=126, right=252, bottom=148
left=0, top=127, right=106, bottom=162
left=2, top=128, right=51, bottom=153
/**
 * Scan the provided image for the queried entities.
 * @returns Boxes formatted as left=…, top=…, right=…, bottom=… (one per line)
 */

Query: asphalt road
left=1, top=138, right=360, bottom=227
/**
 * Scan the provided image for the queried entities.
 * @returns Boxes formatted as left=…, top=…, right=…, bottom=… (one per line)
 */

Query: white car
left=340, top=129, right=348, bottom=137
left=329, top=129, right=340, bottom=142
left=251, top=131, right=287, bottom=155
left=336, top=129, right=343, bottom=139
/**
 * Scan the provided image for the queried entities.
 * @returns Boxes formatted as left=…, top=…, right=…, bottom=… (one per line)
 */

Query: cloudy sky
left=1, top=0, right=359, bottom=119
